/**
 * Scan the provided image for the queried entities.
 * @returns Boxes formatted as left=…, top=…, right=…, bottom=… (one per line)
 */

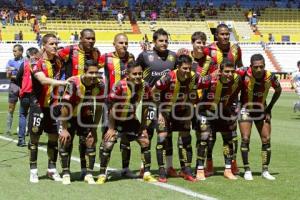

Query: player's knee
left=101, top=141, right=115, bottom=151
left=140, top=138, right=149, bottom=148
left=261, top=136, right=270, bottom=144
left=85, top=136, right=95, bottom=148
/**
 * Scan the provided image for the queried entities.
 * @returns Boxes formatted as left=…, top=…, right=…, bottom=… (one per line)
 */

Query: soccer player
left=59, top=60, right=104, bottom=185
left=96, top=61, right=156, bottom=184
left=98, top=33, right=136, bottom=178
left=58, top=28, right=101, bottom=178
left=15, top=47, right=40, bottom=147
left=5, top=44, right=24, bottom=137
left=291, top=61, right=300, bottom=112
left=237, top=54, right=282, bottom=180
left=152, top=55, right=198, bottom=183
left=203, top=23, right=243, bottom=176
left=28, top=34, right=67, bottom=183
left=137, top=28, right=177, bottom=177
left=195, top=59, right=241, bottom=180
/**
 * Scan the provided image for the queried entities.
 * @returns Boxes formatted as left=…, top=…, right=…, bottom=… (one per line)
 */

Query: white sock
left=47, top=168, right=57, bottom=173
left=30, top=168, right=38, bottom=173
left=140, top=162, right=144, bottom=169
left=225, top=165, right=231, bottom=169
left=166, top=156, right=173, bottom=169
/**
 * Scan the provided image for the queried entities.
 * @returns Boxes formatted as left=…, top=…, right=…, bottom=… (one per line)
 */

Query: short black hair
left=84, top=59, right=98, bottom=72
left=153, top=28, right=169, bottom=41
left=80, top=28, right=95, bottom=37
left=216, top=23, right=229, bottom=35
left=127, top=61, right=142, bottom=72
left=176, top=54, right=192, bottom=67
left=191, top=31, right=207, bottom=43
left=250, top=54, right=265, bottom=66
left=26, top=47, right=39, bottom=58
left=297, top=60, right=300, bottom=67
left=13, top=44, right=24, bottom=52
left=220, top=58, right=234, bottom=70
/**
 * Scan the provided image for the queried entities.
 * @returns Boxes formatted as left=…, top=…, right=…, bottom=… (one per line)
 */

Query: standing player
left=203, top=23, right=243, bottom=176
left=237, top=54, right=282, bottom=180
left=58, top=28, right=101, bottom=178
left=97, top=61, right=156, bottom=184
left=5, top=44, right=24, bottom=137
left=195, top=59, right=241, bottom=180
left=59, top=60, right=104, bottom=185
left=15, top=47, right=40, bottom=147
left=28, top=34, right=67, bottom=183
left=98, top=33, right=136, bottom=178
left=291, top=61, right=300, bottom=112
left=137, top=28, right=177, bottom=177
left=152, top=55, right=198, bottom=183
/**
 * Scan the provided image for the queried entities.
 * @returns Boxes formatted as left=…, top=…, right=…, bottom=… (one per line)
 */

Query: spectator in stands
left=117, top=11, right=124, bottom=26
left=9, top=9, right=15, bottom=25
left=36, top=32, right=42, bottom=48
left=70, top=33, right=75, bottom=43
left=291, top=61, right=300, bottom=112
left=250, top=14, right=258, bottom=32
left=268, top=33, right=275, bottom=43
left=1, top=10, right=8, bottom=26
left=19, top=31, right=23, bottom=41
left=140, top=9, right=146, bottom=22
left=74, top=31, right=79, bottom=41
left=5, top=44, right=24, bottom=137
left=41, top=14, right=47, bottom=26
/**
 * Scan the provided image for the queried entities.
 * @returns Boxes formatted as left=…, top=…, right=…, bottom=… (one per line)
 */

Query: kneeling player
left=97, top=61, right=156, bottom=184
left=58, top=60, right=104, bottom=185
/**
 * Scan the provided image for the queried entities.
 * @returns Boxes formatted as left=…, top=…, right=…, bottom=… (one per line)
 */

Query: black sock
left=262, top=143, right=271, bottom=171
left=241, top=140, right=250, bottom=171
left=47, top=140, right=58, bottom=169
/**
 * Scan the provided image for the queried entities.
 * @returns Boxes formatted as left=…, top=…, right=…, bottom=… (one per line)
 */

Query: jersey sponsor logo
left=253, top=92, right=264, bottom=97
left=151, top=69, right=170, bottom=77
left=211, top=50, right=217, bottom=57
left=112, top=69, right=127, bottom=76
left=148, top=54, right=154, bottom=62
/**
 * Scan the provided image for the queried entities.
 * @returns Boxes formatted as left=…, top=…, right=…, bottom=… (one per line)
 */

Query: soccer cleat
left=139, top=168, right=144, bottom=178
left=30, top=169, right=39, bottom=183
left=231, top=160, right=240, bottom=175
left=205, top=160, right=214, bottom=177
left=62, top=174, right=71, bottom=185
left=84, top=174, right=96, bottom=184
left=224, top=169, right=237, bottom=180
left=158, top=177, right=168, bottom=183
left=196, top=169, right=206, bottom=181
left=143, top=172, right=157, bottom=183
left=121, top=168, right=139, bottom=179
left=262, top=171, right=276, bottom=180
left=158, top=168, right=168, bottom=183
left=179, top=170, right=197, bottom=182
left=167, top=167, right=178, bottom=177
left=80, top=168, right=87, bottom=180
left=47, top=169, right=62, bottom=181
left=244, top=171, right=253, bottom=181
left=96, top=175, right=107, bottom=184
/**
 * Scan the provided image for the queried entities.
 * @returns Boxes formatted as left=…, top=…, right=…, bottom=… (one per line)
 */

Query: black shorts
left=197, top=110, right=237, bottom=133
left=8, top=82, right=19, bottom=103
left=67, top=117, right=92, bottom=137
left=103, top=118, right=142, bottom=142
left=238, top=108, right=269, bottom=123
left=156, top=107, right=192, bottom=133
left=28, top=103, right=59, bottom=135
left=145, top=105, right=157, bottom=130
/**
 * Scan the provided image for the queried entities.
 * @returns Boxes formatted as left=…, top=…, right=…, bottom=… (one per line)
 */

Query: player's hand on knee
left=59, top=129, right=71, bottom=146
left=104, top=128, right=117, bottom=142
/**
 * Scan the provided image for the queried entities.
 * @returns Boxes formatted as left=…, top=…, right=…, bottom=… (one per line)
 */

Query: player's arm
left=15, top=63, right=24, bottom=87
left=59, top=105, right=71, bottom=146
left=34, top=71, right=67, bottom=86
left=265, top=76, right=282, bottom=114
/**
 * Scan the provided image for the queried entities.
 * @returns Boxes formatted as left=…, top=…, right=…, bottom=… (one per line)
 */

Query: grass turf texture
left=0, top=92, right=299, bottom=200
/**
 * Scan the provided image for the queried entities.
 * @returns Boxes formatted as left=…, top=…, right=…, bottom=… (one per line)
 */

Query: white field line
left=0, top=135, right=218, bottom=200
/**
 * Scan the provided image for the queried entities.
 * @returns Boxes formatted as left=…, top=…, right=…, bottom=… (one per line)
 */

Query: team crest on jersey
left=167, top=55, right=175, bottom=62
left=32, top=126, right=39, bottom=133
left=148, top=55, right=154, bottom=62
left=211, top=50, right=217, bottom=57
left=73, top=50, right=78, bottom=57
